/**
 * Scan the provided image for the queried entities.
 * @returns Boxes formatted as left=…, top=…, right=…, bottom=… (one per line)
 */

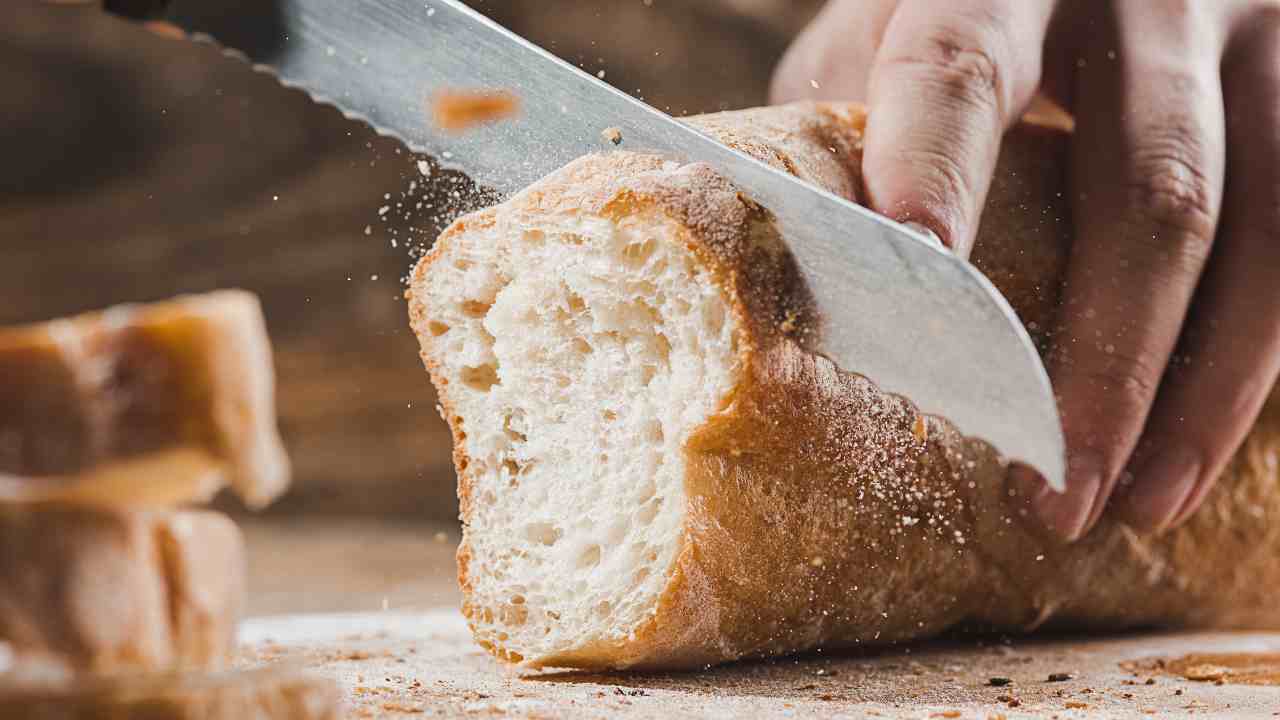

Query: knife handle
left=103, top=0, right=171, bottom=19
left=45, top=0, right=170, bottom=20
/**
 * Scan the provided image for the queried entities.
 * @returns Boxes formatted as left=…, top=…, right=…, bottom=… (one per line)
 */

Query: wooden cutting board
left=238, top=611, right=1280, bottom=718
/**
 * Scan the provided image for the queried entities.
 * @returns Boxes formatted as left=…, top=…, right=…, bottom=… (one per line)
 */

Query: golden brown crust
left=0, top=665, right=341, bottom=720
left=411, top=101, right=1280, bottom=670
left=0, top=506, right=245, bottom=677
left=0, top=290, right=290, bottom=509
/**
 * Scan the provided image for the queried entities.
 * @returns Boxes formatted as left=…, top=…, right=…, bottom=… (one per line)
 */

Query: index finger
left=862, top=0, right=1057, bottom=255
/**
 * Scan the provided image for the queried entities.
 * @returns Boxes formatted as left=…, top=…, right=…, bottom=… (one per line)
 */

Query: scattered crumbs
left=912, top=415, right=928, bottom=442
left=364, top=225, right=372, bottom=235
left=779, top=309, right=799, bottom=334
left=1175, top=689, right=1183, bottom=696
left=416, top=160, right=432, bottom=178
left=1145, top=678, right=1156, bottom=685
left=431, top=88, right=520, bottom=133
left=602, top=127, right=623, bottom=145
left=380, top=702, right=424, bottom=714
left=810, top=79, right=820, bottom=89
left=597, top=69, right=607, bottom=79
left=1036, top=554, right=1045, bottom=561
left=1048, top=673, right=1074, bottom=682
left=613, top=687, right=647, bottom=697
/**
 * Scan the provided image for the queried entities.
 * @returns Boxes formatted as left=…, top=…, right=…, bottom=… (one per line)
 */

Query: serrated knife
left=130, top=0, right=1065, bottom=490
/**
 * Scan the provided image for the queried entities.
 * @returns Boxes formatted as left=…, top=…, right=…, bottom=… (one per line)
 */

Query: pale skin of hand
left=774, top=0, right=1280, bottom=541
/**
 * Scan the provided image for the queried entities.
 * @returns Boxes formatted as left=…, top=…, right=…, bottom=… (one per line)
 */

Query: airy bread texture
left=0, top=506, right=244, bottom=679
left=408, top=102, right=1280, bottom=670
left=0, top=290, right=289, bottom=509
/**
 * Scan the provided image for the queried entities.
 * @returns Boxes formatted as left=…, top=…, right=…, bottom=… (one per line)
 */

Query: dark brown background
left=1, top=1, right=821, bottom=521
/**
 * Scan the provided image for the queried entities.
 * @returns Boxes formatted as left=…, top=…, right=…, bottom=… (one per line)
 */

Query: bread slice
left=408, top=102, right=1280, bottom=670
left=0, top=666, right=340, bottom=720
left=0, top=290, right=289, bottom=509
left=0, top=506, right=244, bottom=678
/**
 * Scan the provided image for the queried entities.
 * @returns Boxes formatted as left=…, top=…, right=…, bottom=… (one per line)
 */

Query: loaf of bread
left=0, top=290, right=289, bottom=509
left=0, top=665, right=340, bottom=720
left=408, top=102, right=1280, bottom=670
left=0, top=506, right=244, bottom=679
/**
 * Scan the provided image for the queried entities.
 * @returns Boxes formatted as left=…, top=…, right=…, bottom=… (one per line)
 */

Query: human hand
left=773, top=0, right=1280, bottom=540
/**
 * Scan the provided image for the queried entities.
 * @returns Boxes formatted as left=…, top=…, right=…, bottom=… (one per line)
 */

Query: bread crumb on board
left=431, top=89, right=520, bottom=133
left=602, top=127, right=623, bottom=145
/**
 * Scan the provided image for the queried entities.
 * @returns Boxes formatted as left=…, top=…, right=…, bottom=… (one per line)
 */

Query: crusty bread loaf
left=408, top=102, right=1280, bottom=670
left=0, top=665, right=341, bottom=720
left=0, top=506, right=245, bottom=678
left=0, top=290, right=289, bottom=509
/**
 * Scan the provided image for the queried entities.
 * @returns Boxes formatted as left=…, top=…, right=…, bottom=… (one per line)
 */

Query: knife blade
left=160, top=0, right=1065, bottom=490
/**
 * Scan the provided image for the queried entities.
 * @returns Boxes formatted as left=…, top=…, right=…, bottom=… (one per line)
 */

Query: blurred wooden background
left=1, top=0, right=821, bottom=521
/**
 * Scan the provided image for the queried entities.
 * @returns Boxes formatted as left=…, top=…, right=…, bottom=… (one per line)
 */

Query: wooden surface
left=238, top=519, right=1280, bottom=718
left=239, top=612, right=1280, bottom=719
left=2, top=0, right=818, bottom=520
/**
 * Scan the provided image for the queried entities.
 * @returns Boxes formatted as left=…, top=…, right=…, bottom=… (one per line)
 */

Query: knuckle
left=1073, top=349, right=1164, bottom=415
left=887, top=31, right=1010, bottom=115
left=1124, top=132, right=1219, bottom=258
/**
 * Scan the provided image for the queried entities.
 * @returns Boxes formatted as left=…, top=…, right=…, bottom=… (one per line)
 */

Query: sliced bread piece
left=0, top=506, right=244, bottom=677
left=408, top=102, right=1280, bottom=670
left=0, top=290, right=289, bottom=508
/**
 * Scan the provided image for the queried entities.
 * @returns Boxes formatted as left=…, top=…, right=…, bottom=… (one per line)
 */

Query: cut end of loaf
left=409, top=156, right=744, bottom=666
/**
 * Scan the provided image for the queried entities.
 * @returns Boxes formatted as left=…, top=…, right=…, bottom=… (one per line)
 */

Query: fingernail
left=903, top=221, right=945, bottom=249
left=1120, top=447, right=1202, bottom=533
left=1033, top=452, right=1104, bottom=542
